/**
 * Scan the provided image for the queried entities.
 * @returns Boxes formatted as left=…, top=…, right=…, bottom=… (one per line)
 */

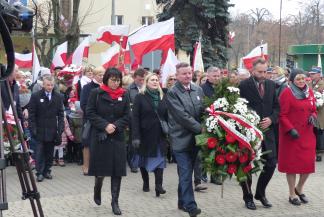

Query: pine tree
left=156, top=0, right=233, bottom=69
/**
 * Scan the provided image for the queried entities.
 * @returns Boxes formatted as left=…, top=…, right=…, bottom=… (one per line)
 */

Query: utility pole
left=111, top=0, right=116, bottom=25
left=278, top=0, right=282, bottom=66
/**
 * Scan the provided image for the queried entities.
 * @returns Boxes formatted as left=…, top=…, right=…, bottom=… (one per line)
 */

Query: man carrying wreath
left=238, top=58, right=279, bottom=210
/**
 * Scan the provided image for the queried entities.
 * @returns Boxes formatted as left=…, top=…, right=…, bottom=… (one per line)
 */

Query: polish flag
left=128, top=18, right=175, bottom=65
left=243, top=43, right=269, bottom=71
left=123, top=43, right=131, bottom=65
left=97, top=25, right=129, bottom=49
left=15, top=52, right=32, bottom=68
left=161, top=48, right=179, bottom=87
left=192, top=41, right=204, bottom=72
left=101, top=44, right=120, bottom=69
left=66, top=36, right=90, bottom=66
left=51, top=41, right=68, bottom=70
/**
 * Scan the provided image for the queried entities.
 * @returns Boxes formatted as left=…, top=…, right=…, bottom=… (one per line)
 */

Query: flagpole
left=111, top=0, right=116, bottom=25
left=278, top=0, right=283, bottom=66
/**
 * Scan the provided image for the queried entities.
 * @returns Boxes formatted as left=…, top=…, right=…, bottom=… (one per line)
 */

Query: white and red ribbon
left=208, top=105, right=263, bottom=153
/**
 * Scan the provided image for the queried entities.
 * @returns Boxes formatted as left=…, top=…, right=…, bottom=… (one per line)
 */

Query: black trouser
left=241, top=158, right=277, bottom=202
left=36, top=141, right=55, bottom=176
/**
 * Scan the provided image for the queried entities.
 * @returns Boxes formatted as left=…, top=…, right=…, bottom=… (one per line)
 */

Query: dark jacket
left=200, top=80, right=214, bottom=98
left=166, top=81, right=205, bottom=151
left=1, top=80, right=23, bottom=121
left=127, top=82, right=140, bottom=105
left=86, top=88, right=130, bottom=177
left=80, top=81, right=100, bottom=118
left=132, top=92, right=168, bottom=157
left=28, top=89, right=64, bottom=143
left=239, top=77, right=279, bottom=159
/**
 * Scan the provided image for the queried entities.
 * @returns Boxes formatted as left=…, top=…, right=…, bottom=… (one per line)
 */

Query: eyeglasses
left=109, top=79, right=121, bottom=83
left=169, top=78, right=176, bottom=81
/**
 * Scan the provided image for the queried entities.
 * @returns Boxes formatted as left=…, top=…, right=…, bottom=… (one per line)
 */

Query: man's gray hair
left=42, top=74, right=55, bottom=82
left=206, top=66, right=220, bottom=74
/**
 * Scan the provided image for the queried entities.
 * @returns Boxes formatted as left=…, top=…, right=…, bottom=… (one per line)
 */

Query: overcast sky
left=229, top=0, right=303, bottom=19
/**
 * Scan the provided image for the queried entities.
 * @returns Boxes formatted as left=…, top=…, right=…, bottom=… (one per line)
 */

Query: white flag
left=161, top=48, right=179, bottom=87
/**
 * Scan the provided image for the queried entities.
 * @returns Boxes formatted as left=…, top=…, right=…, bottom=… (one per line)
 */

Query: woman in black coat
left=132, top=73, right=168, bottom=197
left=86, top=68, right=129, bottom=215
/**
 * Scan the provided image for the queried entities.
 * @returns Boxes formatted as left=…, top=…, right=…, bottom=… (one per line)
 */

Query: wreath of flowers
left=196, top=79, right=268, bottom=184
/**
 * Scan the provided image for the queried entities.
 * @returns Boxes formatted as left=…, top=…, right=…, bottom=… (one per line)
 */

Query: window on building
left=115, top=15, right=123, bottom=25
left=141, top=16, right=154, bottom=25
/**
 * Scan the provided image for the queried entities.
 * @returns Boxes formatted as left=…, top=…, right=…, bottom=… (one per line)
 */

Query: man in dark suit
left=127, top=68, right=146, bottom=173
left=29, top=75, right=64, bottom=182
left=167, top=62, right=204, bottom=217
left=239, top=58, right=279, bottom=210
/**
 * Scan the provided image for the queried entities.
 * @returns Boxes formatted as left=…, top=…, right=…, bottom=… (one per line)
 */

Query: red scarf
left=100, top=84, right=126, bottom=100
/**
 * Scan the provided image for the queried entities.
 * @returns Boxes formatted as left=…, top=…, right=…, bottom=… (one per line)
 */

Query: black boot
left=140, top=167, right=150, bottom=192
left=154, top=168, right=166, bottom=197
left=94, top=177, right=104, bottom=205
left=111, top=176, right=122, bottom=215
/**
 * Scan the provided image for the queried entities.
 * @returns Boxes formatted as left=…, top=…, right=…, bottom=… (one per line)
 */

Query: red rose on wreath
left=215, top=155, right=225, bottom=165
left=239, top=153, right=249, bottom=163
left=225, top=152, right=238, bottom=163
left=217, top=147, right=226, bottom=154
left=243, top=164, right=253, bottom=173
left=225, top=134, right=236, bottom=143
left=207, top=137, right=218, bottom=149
left=227, top=164, right=237, bottom=174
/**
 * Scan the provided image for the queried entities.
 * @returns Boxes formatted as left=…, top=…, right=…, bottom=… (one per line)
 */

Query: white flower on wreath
left=314, top=91, right=324, bottom=108
left=227, top=86, right=240, bottom=94
left=213, top=98, right=229, bottom=111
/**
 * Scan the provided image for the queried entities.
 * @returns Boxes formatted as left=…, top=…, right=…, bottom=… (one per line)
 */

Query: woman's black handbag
left=316, top=129, right=324, bottom=152
left=81, top=90, right=99, bottom=142
left=82, top=120, right=91, bottom=141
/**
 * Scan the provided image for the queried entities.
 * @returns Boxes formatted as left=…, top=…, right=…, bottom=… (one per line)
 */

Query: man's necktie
left=46, top=93, right=50, bottom=101
left=258, top=82, right=264, bottom=97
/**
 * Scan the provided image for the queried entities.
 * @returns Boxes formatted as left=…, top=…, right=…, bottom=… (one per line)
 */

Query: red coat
left=278, top=87, right=316, bottom=173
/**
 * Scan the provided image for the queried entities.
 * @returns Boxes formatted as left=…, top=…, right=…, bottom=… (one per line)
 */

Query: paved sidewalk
left=2, top=161, right=324, bottom=217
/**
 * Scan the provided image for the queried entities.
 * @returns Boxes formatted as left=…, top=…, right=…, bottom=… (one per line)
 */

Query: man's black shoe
left=130, top=168, right=138, bottom=173
left=245, top=200, right=257, bottom=210
left=36, top=174, right=44, bottom=182
left=316, top=155, right=322, bottom=162
left=189, top=208, right=201, bottom=217
left=178, top=204, right=187, bottom=212
left=255, top=195, right=272, bottom=208
left=43, top=173, right=53, bottom=179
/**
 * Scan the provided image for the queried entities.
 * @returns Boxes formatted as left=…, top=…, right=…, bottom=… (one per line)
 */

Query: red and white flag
left=51, top=41, right=68, bottom=70
left=101, top=44, right=120, bottom=69
left=228, top=31, right=235, bottom=44
left=243, top=43, right=269, bottom=71
left=192, top=41, right=204, bottom=72
left=97, top=25, right=129, bottom=49
left=15, top=52, right=32, bottom=68
left=128, top=18, right=175, bottom=65
left=66, top=36, right=90, bottom=66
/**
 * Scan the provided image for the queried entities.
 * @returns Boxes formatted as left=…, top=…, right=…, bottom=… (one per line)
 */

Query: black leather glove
left=132, top=139, right=140, bottom=149
left=289, top=129, right=300, bottom=139
left=97, top=132, right=108, bottom=141
left=308, top=115, right=319, bottom=128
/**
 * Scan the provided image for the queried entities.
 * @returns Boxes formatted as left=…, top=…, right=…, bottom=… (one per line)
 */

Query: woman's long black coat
left=132, top=92, right=168, bottom=157
left=86, top=88, right=130, bottom=177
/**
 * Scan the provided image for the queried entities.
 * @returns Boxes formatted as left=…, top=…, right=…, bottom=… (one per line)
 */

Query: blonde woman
left=132, top=73, right=168, bottom=197
left=166, top=74, right=177, bottom=89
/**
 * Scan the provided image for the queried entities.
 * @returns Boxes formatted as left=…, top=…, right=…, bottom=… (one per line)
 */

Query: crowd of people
left=1, top=58, right=323, bottom=217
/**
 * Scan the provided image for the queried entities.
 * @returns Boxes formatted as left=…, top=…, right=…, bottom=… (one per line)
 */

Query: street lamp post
left=278, top=0, right=283, bottom=66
